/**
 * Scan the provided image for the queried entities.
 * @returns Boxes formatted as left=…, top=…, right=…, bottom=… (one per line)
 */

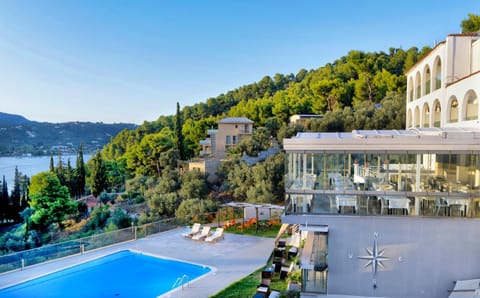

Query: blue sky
left=0, top=0, right=477, bottom=124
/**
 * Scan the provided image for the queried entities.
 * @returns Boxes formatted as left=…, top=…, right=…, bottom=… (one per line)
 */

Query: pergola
left=220, top=202, right=284, bottom=230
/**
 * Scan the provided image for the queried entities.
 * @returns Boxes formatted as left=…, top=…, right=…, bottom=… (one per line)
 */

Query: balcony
left=199, top=150, right=211, bottom=156
left=199, top=138, right=211, bottom=146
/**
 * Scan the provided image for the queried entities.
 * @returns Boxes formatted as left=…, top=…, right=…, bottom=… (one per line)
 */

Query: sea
left=0, top=154, right=91, bottom=191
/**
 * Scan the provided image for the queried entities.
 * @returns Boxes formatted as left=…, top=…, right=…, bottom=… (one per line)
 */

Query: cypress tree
left=174, top=102, right=185, bottom=160
left=66, top=158, right=73, bottom=195
left=75, top=144, right=86, bottom=197
left=19, top=174, right=29, bottom=209
left=10, top=166, right=21, bottom=222
left=0, top=176, right=8, bottom=220
left=55, top=151, right=66, bottom=186
left=49, top=154, right=54, bottom=172
left=90, top=151, right=107, bottom=197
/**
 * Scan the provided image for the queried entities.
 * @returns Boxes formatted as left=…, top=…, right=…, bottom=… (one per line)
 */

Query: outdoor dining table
left=335, top=194, right=357, bottom=213
left=373, top=183, right=394, bottom=191
left=379, top=195, right=410, bottom=215
left=436, top=197, right=470, bottom=216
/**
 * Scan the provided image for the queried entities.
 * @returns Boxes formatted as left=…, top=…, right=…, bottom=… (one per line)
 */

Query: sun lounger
left=192, top=226, right=210, bottom=240
left=182, top=223, right=201, bottom=238
left=205, top=228, right=224, bottom=243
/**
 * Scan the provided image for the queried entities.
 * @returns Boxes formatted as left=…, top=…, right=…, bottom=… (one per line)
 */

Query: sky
left=0, top=0, right=477, bottom=124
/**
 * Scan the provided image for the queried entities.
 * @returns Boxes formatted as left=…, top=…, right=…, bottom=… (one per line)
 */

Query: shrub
left=175, top=198, right=217, bottom=222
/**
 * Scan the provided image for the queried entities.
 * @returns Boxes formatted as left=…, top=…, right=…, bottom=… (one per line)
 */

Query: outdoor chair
left=192, top=226, right=211, bottom=241
left=182, top=223, right=201, bottom=238
left=205, top=228, right=224, bottom=243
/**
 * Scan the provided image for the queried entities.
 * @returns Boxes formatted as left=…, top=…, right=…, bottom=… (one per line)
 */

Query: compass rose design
left=357, top=239, right=389, bottom=276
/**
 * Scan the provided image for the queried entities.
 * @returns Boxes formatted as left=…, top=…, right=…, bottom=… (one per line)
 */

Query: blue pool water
left=0, top=250, right=211, bottom=298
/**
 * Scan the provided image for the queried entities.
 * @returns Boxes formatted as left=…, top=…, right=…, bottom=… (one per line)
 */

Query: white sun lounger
left=192, top=226, right=211, bottom=240
left=182, top=223, right=201, bottom=238
left=205, top=228, right=224, bottom=243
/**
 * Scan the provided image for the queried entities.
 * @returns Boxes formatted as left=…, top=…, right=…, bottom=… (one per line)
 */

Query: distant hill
left=0, top=112, right=137, bottom=156
left=0, top=112, right=32, bottom=125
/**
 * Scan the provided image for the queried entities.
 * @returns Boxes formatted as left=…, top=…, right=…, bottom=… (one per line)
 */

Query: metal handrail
left=171, top=274, right=189, bottom=290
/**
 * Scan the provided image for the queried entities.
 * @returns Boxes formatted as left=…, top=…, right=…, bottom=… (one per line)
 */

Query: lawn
left=223, top=221, right=283, bottom=238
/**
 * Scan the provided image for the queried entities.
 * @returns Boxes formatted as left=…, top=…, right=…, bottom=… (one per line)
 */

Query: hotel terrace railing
left=0, top=217, right=185, bottom=274
left=0, top=209, right=251, bottom=274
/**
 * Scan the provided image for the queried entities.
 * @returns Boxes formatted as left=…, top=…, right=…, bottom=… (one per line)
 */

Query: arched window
left=464, top=90, right=478, bottom=121
left=424, top=66, right=431, bottom=95
left=407, top=109, right=413, bottom=128
left=434, top=58, right=442, bottom=90
left=415, top=72, right=421, bottom=99
left=422, top=103, right=430, bottom=127
left=414, top=106, right=420, bottom=127
left=408, top=77, right=414, bottom=102
left=433, top=101, right=441, bottom=127
left=448, top=96, right=459, bottom=123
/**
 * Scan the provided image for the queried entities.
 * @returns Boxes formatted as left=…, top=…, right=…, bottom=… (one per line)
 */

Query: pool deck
left=0, top=228, right=275, bottom=298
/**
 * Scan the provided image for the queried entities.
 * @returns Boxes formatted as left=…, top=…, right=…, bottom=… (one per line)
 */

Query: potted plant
left=286, top=268, right=301, bottom=297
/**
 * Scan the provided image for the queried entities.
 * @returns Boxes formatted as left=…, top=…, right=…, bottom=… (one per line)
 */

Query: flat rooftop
left=283, top=127, right=480, bottom=152
left=0, top=228, right=275, bottom=298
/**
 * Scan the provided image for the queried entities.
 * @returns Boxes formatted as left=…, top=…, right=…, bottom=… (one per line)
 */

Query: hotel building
left=282, top=33, right=480, bottom=297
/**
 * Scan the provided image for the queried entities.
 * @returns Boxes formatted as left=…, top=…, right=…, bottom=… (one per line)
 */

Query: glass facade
left=285, top=151, right=480, bottom=218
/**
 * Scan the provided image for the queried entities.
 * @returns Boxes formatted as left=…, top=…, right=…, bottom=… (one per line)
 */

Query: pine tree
left=461, top=13, right=480, bottom=33
left=174, top=102, right=185, bottom=160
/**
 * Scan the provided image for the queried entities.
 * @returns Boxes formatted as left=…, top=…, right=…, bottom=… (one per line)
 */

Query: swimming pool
left=0, top=250, right=211, bottom=298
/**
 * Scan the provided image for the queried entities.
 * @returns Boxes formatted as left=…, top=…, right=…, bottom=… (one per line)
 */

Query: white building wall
left=406, top=44, right=446, bottom=128
left=443, top=75, right=480, bottom=128
left=445, top=35, right=473, bottom=83
left=283, top=215, right=480, bottom=298
left=406, top=35, right=480, bottom=129
left=472, top=39, right=480, bottom=73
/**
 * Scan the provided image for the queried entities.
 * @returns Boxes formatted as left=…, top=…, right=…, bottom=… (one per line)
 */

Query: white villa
left=282, top=33, right=480, bottom=297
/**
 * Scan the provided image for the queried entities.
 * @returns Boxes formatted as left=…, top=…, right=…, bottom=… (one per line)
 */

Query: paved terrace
left=0, top=228, right=275, bottom=298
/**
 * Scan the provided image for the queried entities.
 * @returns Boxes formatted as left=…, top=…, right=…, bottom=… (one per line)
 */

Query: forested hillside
left=93, top=46, right=432, bottom=225
left=103, top=46, right=430, bottom=163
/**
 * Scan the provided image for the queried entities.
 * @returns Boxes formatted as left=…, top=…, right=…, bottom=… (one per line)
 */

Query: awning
left=220, top=202, right=284, bottom=210
left=299, top=225, right=329, bottom=233
left=274, top=224, right=290, bottom=246
left=449, top=279, right=480, bottom=298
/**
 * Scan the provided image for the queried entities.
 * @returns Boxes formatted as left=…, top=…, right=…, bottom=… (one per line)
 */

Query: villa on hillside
left=282, top=33, right=480, bottom=297
left=289, top=114, right=324, bottom=128
left=188, top=117, right=253, bottom=180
